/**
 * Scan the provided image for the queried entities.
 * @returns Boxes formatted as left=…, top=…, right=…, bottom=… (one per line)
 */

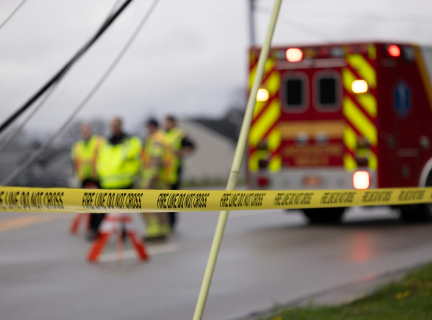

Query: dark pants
left=81, top=180, right=104, bottom=232
left=169, top=167, right=182, bottom=229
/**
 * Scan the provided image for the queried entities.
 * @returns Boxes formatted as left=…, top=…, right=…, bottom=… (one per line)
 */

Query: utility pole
left=248, top=0, right=256, bottom=46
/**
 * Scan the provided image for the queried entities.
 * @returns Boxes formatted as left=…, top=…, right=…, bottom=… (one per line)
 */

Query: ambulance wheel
left=302, top=208, right=345, bottom=224
left=399, top=171, right=432, bottom=222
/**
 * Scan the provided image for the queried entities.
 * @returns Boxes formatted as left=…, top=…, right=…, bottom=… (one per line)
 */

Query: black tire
left=397, top=204, right=423, bottom=222
left=398, top=171, right=432, bottom=222
left=302, top=207, right=345, bottom=224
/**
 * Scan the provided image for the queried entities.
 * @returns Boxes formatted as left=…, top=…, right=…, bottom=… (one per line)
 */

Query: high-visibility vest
left=165, top=127, right=185, bottom=183
left=141, top=131, right=174, bottom=189
left=97, top=136, right=142, bottom=189
left=71, top=135, right=106, bottom=181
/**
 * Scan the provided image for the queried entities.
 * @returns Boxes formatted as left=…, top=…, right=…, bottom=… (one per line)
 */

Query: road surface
left=1, top=207, right=432, bottom=320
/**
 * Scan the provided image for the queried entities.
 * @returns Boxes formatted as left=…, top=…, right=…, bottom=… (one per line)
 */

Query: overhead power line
left=0, top=86, right=55, bottom=153
left=0, top=0, right=126, bottom=153
left=1, top=0, right=161, bottom=186
left=0, top=0, right=135, bottom=135
left=0, top=0, right=28, bottom=32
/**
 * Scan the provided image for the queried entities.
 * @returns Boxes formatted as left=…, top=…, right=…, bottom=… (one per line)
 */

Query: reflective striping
left=356, top=93, right=377, bottom=118
left=249, top=66, right=257, bottom=89
left=343, top=126, right=357, bottom=152
left=264, top=59, right=275, bottom=75
left=343, top=97, right=377, bottom=146
left=248, top=151, right=259, bottom=171
left=343, top=153, right=357, bottom=171
left=343, top=51, right=377, bottom=172
left=249, top=100, right=280, bottom=148
left=266, top=72, right=280, bottom=95
left=342, top=68, right=357, bottom=92
left=280, top=120, right=345, bottom=139
left=253, top=101, right=267, bottom=118
left=342, top=69, right=377, bottom=118
left=267, top=125, right=281, bottom=172
left=369, top=152, right=378, bottom=170
left=347, top=54, right=376, bottom=88
left=268, top=154, right=281, bottom=172
left=368, top=44, right=376, bottom=60
left=267, top=125, right=281, bottom=151
left=249, top=57, right=282, bottom=172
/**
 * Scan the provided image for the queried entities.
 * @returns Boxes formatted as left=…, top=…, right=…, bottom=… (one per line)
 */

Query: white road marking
left=98, top=243, right=179, bottom=262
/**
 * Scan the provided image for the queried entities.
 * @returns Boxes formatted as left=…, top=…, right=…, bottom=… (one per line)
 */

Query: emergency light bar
left=286, top=48, right=303, bottom=62
left=388, top=44, right=401, bottom=57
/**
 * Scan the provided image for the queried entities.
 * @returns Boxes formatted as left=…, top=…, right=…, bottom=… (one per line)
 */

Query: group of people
left=71, top=116, right=195, bottom=241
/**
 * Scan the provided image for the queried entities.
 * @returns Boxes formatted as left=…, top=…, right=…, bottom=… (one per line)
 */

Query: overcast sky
left=1, top=0, right=432, bottom=136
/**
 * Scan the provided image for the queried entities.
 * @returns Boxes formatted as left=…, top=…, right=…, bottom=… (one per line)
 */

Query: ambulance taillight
left=257, top=176, right=270, bottom=188
left=353, top=171, right=370, bottom=190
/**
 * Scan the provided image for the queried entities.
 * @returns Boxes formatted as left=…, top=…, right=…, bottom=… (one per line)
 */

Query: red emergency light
left=286, top=48, right=303, bottom=62
left=388, top=45, right=400, bottom=57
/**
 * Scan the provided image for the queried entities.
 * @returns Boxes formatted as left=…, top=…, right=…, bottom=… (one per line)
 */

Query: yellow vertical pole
left=192, top=1, right=283, bottom=319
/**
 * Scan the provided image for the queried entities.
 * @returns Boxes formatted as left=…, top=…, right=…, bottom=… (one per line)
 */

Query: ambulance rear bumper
left=249, top=168, right=377, bottom=191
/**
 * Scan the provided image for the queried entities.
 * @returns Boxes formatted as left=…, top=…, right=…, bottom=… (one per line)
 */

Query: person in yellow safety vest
left=71, top=123, right=106, bottom=238
left=95, top=117, right=142, bottom=236
left=164, top=115, right=195, bottom=230
left=141, top=119, right=174, bottom=240
left=71, top=123, right=105, bottom=186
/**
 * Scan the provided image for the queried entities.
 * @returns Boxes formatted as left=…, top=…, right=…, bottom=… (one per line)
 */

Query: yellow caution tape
left=0, top=186, right=431, bottom=213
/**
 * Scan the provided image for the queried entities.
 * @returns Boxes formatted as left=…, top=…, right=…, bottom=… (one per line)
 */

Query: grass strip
left=263, top=262, right=432, bottom=320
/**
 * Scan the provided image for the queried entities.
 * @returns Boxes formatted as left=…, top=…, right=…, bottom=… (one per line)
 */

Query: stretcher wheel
left=302, top=207, right=345, bottom=224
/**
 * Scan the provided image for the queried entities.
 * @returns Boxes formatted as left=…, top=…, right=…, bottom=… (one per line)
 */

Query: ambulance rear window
left=317, top=75, right=340, bottom=109
left=285, top=78, right=303, bottom=109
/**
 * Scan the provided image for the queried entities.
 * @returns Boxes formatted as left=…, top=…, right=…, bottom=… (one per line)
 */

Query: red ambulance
left=247, top=42, right=432, bottom=223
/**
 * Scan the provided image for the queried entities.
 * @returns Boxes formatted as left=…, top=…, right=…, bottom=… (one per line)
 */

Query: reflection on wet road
left=1, top=206, right=432, bottom=320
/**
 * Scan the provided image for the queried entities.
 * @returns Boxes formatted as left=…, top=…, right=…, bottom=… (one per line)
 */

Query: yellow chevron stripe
left=253, top=101, right=267, bottom=118
left=249, top=66, right=257, bottom=89
left=268, top=154, right=281, bottom=172
left=265, top=59, right=275, bottom=74
left=249, top=100, right=280, bottom=148
left=342, top=68, right=377, bottom=118
left=249, top=59, right=275, bottom=90
left=267, top=126, right=281, bottom=152
left=266, top=71, right=280, bottom=96
left=253, top=69, right=280, bottom=119
left=356, top=93, right=377, bottom=118
left=369, top=151, right=377, bottom=170
left=368, top=44, right=376, bottom=60
left=347, top=54, right=376, bottom=88
left=249, top=151, right=259, bottom=171
left=343, top=97, right=377, bottom=146
left=344, top=153, right=357, bottom=171
left=342, top=68, right=356, bottom=91
left=343, top=126, right=357, bottom=151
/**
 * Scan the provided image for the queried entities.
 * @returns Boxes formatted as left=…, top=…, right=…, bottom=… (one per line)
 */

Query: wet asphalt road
left=1, top=207, right=432, bottom=320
